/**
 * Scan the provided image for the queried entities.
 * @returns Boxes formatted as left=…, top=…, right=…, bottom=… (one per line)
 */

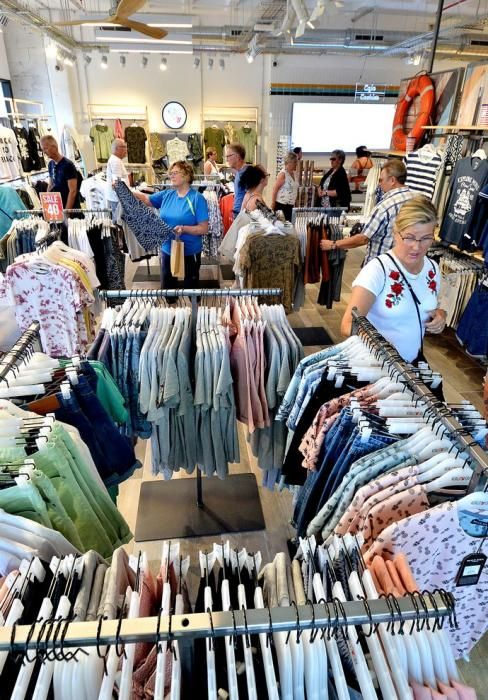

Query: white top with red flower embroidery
left=352, top=252, right=440, bottom=361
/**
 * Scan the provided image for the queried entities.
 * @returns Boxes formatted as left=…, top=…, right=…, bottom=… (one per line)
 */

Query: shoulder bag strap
left=385, top=252, right=424, bottom=359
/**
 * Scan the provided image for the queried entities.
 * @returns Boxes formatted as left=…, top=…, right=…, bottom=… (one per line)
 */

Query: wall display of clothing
left=405, top=144, right=444, bottom=198
left=456, top=276, right=488, bottom=359
left=430, top=246, right=485, bottom=329
left=164, top=135, right=189, bottom=166
left=125, top=124, right=147, bottom=164
left=0, top=240, right=99, bottom=356
left=276, top=318, right=488, bottom=661
left=439, top=152, right=488, bottom=250
left=12, top=123, right=45, bottom=173
left=89, top=122, right=114, bottom=163
left=203, top=124, right=226, bottom=162
left=0, top=536, right=466, bottom=700
left=204, top=121, right=258, bottom=163
left=0, top=124, right=22, bottom=180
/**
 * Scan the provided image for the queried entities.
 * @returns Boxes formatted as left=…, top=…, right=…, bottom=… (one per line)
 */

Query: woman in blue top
left=135, top=160, right=209, bottom=288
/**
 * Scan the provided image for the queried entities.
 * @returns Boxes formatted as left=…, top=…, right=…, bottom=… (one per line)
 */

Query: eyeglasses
left=398, top=234, right=434, bottom=246
left=330, top=157, right=337, bottom=161
left=226, top=153, right=237, bottom=159
left=170, top=170, right=183, bottom=176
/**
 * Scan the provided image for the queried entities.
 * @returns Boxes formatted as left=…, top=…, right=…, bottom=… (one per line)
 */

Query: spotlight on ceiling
left=119, top=54, right=126, bottom=67
left=219, top=58, right=225, bottom=70
left=246, top=50, right=254, bottom=63
left=160, top=57, right=168, bottom=71
left=142, top=55, right=148, bottom=68
left=63, top=54, right=75, bottom=67
left=84, top=54, right=92, bottom=65
left=193, top=56, right=200, bottom=68
left=100, top=54, right=108, bottom=70
left=208, top=57, right=214, bottom=69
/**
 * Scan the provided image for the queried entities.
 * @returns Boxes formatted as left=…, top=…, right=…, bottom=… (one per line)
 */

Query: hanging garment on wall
left=114, top=118, right=124, bottom=139
left=149, top=132, right=165, bottom=161
left=204, top=126, right=226, bottom=162
left=0, top=125, right=22, bottom=180
left=237, top=126, right=257, bottom=163
left=60, top=125, right=82, bottom=166
left=187, top=133, right=203, bottom=163
left=165, top=136, right=189, bottom=166
left=124, top=125, right=147, bottom=163
left=12, top=126, right=33, bottom=173
left=440, top=155, right=488, bottom=247
left=26, top=126, right=45, bottom=171
left=224, top=122, right=238, bottom=144
left=89, top=124, right=114, bottom=163
left=405, top=145, right=443, bottom=198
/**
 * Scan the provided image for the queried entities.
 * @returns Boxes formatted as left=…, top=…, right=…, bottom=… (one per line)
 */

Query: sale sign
left=40, top=192, right=64, bottom=222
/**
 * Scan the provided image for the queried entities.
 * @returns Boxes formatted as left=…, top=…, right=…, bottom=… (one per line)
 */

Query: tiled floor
left=118, top=247, right=487, bottom=691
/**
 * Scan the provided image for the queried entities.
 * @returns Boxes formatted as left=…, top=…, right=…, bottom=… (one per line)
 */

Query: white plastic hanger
left=249, top=553, right=279, bottom=700
left=231, top=548, right=257, bottom=700
left=215, top=542, right=239, bottom=700
left=118, top=554, right=144, bottom=700
left=155, top=542, right=180, bottom=700
left=98, top=587, right=131, bottom=700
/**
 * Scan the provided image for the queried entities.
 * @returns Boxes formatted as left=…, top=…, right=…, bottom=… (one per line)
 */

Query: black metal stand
left=100, top=288, right=281, bottom=541
left=134, top=472, right=265, bottom=540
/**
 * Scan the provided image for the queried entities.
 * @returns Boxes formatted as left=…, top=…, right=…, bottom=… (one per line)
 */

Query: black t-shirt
left=440, top=156, right=488, bottom=247
left=48, top=156, right=81, bottom=208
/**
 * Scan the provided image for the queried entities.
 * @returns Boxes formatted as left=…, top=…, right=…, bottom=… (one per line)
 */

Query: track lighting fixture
left=246, top=50, right=254, bottom=64
left=193, top=56, right=200, bottom=68
left=208, top=57, right=214, bottom=69
left=309, top=0, right=325, bottom=21
left=160, top=57, right=167, bottom=71
left=101, top=55, right=108, bottom=69
left=219, top=58, right=225, bottom=70
left=141, top=55, right=148, bottom=68
left=119, top=54, right=126, bottom=67
left=84, top=54, right=92, bottom=65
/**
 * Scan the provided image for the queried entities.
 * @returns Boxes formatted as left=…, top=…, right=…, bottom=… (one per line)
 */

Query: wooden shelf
left=434, top=232, right=485, bottom=263
left=370, top=149, right=406, bottom=157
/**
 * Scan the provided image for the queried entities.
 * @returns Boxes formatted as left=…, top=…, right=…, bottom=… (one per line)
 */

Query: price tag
left=40, top=192, right=64, bottom=222
left=455, top=553, right=487, bottom=587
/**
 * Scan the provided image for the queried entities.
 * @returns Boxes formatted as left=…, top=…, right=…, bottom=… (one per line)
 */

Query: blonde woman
left=272, top=151, right=299, bottom=221
left=341, top=195, right=446, bottom=363
left=203, top=147, right=220, bottom=176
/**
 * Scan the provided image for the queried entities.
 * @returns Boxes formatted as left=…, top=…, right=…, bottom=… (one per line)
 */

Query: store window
left=0, top=78, right=12, bottom=117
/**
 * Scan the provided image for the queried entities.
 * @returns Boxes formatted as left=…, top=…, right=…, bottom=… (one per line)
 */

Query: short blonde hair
left=284, top=151, right=298, bottom=165
left=170, top=160, right=194, bottom=184
left=394, top=195, right=437, bottom=235
left=206, top=147, right=216, bottom=159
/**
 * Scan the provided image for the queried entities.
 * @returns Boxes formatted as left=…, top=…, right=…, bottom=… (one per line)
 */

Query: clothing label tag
left=455, top=553, right=487, bottom=586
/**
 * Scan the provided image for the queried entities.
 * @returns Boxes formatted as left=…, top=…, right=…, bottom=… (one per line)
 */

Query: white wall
left=0, top=31, right=9, bottom=80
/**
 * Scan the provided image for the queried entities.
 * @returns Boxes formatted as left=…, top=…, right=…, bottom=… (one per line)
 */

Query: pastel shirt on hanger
left=364, top=499, right=488, bottom=659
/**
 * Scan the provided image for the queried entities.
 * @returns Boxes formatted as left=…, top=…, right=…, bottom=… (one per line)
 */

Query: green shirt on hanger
left=89, top=124, right=114, bottom=163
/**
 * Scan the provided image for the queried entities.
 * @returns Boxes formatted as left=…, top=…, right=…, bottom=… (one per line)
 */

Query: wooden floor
left=117, top=247, right=487, bottom=691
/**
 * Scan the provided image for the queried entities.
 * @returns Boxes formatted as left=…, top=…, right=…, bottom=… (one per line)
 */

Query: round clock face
left=162, top=101, right=187, bottom=129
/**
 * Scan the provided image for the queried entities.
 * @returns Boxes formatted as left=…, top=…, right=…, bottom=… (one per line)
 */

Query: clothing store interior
left=0, top=0, right=488, bottom=697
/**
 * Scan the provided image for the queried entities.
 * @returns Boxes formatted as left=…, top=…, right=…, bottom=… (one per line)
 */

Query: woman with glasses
left=134, top=160, right=208, bottom=288
left=341, top=195, right=447, bottom=363
left=317, top=149, right=351, bottom=210
left=240, top=165, right=270, bottom=212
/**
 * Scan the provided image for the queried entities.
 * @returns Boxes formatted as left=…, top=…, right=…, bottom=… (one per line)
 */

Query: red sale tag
left=40, top=192, right=64, bottom=223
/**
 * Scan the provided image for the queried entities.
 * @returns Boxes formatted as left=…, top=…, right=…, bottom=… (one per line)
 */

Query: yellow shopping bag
left=170, top=235, right=185, bottom=280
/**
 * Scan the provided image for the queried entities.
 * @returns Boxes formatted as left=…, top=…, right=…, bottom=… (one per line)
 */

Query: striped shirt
left=363, top=186, right=415, bottom=264
left=406, top=151, right=443, bottom=198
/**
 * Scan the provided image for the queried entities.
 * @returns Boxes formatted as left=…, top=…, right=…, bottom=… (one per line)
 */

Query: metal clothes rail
left=0, top=322, right=40, bottom=381
left=15, top=208, right=111, bottom=217
left=99, top=287, right=283, bottom=540
left=351, top=309, right=488, bottom=493
left=0, top=592, right=454, bottom=652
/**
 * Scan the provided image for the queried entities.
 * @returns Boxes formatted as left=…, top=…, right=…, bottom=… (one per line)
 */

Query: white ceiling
left=2, top=0, right=488, bottom=59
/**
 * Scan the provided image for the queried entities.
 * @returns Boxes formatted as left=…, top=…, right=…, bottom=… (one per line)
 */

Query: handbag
left=170, top=234, right=185, bottom=280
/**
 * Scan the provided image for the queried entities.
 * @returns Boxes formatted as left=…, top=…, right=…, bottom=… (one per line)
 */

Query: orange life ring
left=392, top=75, right=435, bottom=151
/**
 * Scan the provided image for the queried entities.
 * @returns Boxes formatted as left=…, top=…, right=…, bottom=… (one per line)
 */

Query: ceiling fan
left=55, top=0, right=168, bottom=40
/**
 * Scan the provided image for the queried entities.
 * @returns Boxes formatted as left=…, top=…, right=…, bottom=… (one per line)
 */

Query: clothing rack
left=0, top=590, right=454, bottom=654
left=14, top=208, right=111, bottom=217
left=351, top=308, right=488, bottom=493
left=0, top=322, right=40, bottom=379
left=99, top=287, right=283, bottom=540
left=291, top=206, right=347, bottom=223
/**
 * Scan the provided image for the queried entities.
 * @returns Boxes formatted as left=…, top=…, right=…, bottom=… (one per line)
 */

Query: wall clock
left=162, top=101, right=187, bottom=129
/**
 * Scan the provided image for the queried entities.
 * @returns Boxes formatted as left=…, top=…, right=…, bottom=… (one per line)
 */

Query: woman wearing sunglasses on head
left=341, top=195, right=447, bottom=363
left=317, top=149, right=351, bottom=210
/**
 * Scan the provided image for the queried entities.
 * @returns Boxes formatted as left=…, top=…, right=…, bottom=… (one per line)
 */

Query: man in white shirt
left=106, top=138, right=129, bottom=221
